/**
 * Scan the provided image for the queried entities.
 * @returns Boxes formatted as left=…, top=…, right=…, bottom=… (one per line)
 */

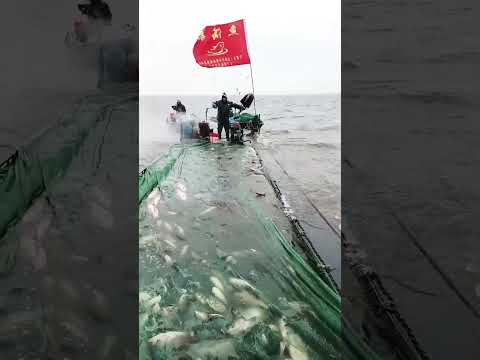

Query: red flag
left=193, top=19, right=251, bottom=68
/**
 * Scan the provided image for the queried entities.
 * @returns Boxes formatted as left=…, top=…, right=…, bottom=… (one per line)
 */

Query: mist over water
left=1, top=0, right=138, bottom=93
left=140, top=94, right=340, bottom=229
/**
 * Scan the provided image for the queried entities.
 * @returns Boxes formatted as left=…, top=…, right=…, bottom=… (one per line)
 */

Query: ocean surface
left=140, top=94, right=340, bottom=232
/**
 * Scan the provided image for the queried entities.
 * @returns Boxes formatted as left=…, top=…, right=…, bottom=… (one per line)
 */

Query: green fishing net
left=231, top=113, right=263, bottom=129
left=139, top=143, right=379, bottom=360
left=0, top=86, right=138, bottom=274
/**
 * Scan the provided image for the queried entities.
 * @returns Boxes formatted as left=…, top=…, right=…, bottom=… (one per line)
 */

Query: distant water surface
left=140, top=94, right=340, bottom=229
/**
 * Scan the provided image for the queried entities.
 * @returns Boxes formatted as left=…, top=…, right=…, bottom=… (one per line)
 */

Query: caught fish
left=227, top=317, right=259, bottom=336
left=147, top=188, right=160, bottom=202
left=215, top=247, right=229, bottom=259
left=148, top=331, right=193, bottom=349
left=139, top=313, right=149, bottom=328
left=147, top=295, right=162, bottom=307
left=199, top=206, right=216, bottom=217
left=230, top=248, right=259, bottom=258
left=206, top=296, right=226, bottom=313
left=164, top=222, right=173, bottom=232
left=174, top=224, right=185, bottom=237
left=195, top=293, right=208, bottom=305
left=210, top=276, right=224, bottom=292
left=212, top=287, right=227, bottom=304
left=279, top=318, right=310, bottom=360
left=140, top=234, right=156, bottom=245
left=287, top=331, right=308, bottom=354
left=194, top=310, right=208, bottom=321
left=147, top=204, right=159, bottom=218
left=288, top=345, right=309, bottom=360
left=225, top=255, right=237, bottom=265
left=208, top=313, right=224, bottom=320
left=188, top=339, right=238, bottom=359
left=177, top=294, right=193, bottom=312
left=180, top=245, right=189, bottom=257
left=163, top=238, right=176, bottom=249
left=229, top=278, right=256, bottom=292
left=287, top=301, right=316, bottom=319
left=139, top=292, right=151, bottom=305
left=238, top=306, right=266, bottom=321
left=279, top=317, right=288, bottom=340
left=163, top=254, right=174, bottom=266
left=161, top=306, right=177, bottom=318
left=233, top=291, right=267, bottom=309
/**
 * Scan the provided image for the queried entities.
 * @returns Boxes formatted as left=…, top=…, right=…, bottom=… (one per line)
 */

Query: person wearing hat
left=172, top=100, right=186, bottom=113
left=78, top=0, right=112, bottom=24
left=212, top=93, right=244, bottom=140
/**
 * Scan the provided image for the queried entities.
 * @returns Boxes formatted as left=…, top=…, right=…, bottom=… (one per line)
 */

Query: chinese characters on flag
left=193, top=19, right=251, bottom=68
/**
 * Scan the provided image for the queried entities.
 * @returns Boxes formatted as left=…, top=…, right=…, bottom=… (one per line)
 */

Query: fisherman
left=212, top=93, right=244, bottom=140
left=172, top=100, right=186, bottom=113
left=78, top=0, right=112, bottom=24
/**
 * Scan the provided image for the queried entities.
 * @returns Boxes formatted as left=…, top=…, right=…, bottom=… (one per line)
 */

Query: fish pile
left=139, top=271, right=319, bottom=360
left=138, top=164, right=342, bottom=359
left=139, top=221, right=334, bottom=360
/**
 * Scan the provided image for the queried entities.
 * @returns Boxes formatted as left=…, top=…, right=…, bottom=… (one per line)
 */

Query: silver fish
left=194, top=310, right=208, bottom=321
left=148, top=331, right=193, bottom=349
left=147, top=295, right=162, bottom=307
left=163, top=254, right=174, bottom=266
left=288, top=345, right=309, bottom=360
left=238, top=306, right=266, bottom=321
left=195, top=293, right=208, bottom=305
left=210, top=276, right=225, bottom=292
left=178, top=294, right=193, bottom=312
left=139, top=292, right=151, bottom=305
left=208, top=313, right=224, bottom=320
left=229, top=277, right=256, bottom=292
left=216, top=247, right=229, bottom=259
left=206, top=296, right=226, bottom=313
left=199, top=206, right=216, bottom=216
left=164, top=222, right=173, bottom=232
left=163, top=238, right=177, bottom=249
left=233, top=291, right=267, bottom=309
left=227, top=317, right=259, bottom=336
left=180, top=245, right=189, bottom=257
left=225, top=255, right=237, bottom=265
left=174, top=224, right=185, bottom=237
left=212, top=287, right=227, bottom=304
left=161, top=306, right=177, bottom=318
left=188, top=339, right=238, bottom=359
left=279, top=318, right=309, bottom=360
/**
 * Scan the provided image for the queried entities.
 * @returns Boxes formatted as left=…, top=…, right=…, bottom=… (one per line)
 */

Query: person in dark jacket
left=212, top=93, right=244, bottom=140
left=172, top=100, right=186, bottom=113
left=78, top=0, right=112, bottom=24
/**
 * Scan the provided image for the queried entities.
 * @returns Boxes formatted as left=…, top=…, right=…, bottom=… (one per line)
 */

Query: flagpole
left=249, top=63, right=257, bottom=115
left=243, top=19, right=257, bottom=115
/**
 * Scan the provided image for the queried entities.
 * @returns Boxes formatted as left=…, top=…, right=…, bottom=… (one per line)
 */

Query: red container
left=210, top=132, right=219, bottom=143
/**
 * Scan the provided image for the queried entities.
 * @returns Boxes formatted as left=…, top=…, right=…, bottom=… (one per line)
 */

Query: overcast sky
left=140, top=0, right=340, bottom=95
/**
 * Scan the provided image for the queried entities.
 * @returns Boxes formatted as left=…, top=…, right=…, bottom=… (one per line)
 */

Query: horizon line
left=139, top=92, right=340, bottom=96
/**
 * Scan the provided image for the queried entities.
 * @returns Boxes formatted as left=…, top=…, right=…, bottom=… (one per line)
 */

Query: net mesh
left=139, top=143, right=379, bottom=360
left=0, top=86, right=137, bottom=274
